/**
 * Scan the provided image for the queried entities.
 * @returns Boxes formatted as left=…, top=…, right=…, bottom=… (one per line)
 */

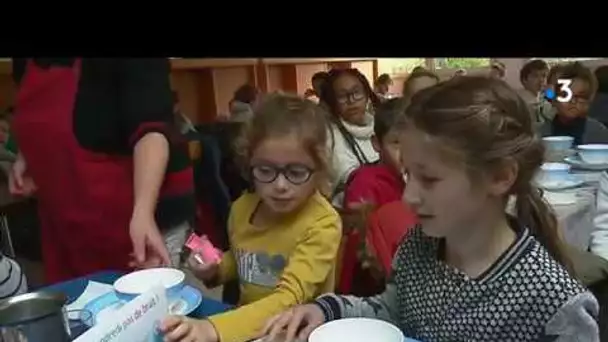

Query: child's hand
left=161, top=316, right=218, bottom=342
left=187, top=253, right=220, bottom=282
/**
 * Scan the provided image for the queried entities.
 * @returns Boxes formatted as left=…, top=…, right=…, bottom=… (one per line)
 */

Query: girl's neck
left=251, top=201, right=284, bottom=228
left=444, top=209, right=516, bottom=279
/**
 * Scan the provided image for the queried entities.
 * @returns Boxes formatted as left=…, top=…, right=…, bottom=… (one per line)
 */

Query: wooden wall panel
left=267, top=66, right=283, bottom=93
left=212, top=67, right=251, bottom=117
left=196, top=69, right=218, bottom=123
left=352, top=61, right=374, bottom=86
left=280, top=65, right=298, bottom=93
left=170, top=71, right=200, bottom=123
left=295, top=63, right=327, bottom=95
left=328, top=61, right=352, bottom=70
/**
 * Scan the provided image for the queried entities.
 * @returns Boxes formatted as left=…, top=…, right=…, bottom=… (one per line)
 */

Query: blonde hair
left=235, top=93, right=332, bottom=196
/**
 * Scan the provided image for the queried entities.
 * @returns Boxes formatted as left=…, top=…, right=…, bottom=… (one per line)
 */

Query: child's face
left=401, top=128, right=506, bottom=238
left=374, top=129, right=403, bottom=173
left=523, top=69, right=548, bottom=94
left=333, top=74, right=369, bottom=125
left=554, top=78, right=592, bottom=119
left=250, top=135, right=319, bottom=215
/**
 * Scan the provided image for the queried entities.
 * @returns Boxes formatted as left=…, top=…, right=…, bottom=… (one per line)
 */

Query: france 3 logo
left=544, top=79, right=573, bottom=103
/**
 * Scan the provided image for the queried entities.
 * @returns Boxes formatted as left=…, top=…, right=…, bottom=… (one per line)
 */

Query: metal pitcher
left=0, top=291, right=70, bottom=342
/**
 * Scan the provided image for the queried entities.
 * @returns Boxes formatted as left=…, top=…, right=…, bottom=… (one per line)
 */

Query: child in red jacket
left=339, top=98, right=416, bottom=295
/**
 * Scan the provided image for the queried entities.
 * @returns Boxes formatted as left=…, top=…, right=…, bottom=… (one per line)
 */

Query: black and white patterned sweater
left=316, top=226, right=600, bottom=342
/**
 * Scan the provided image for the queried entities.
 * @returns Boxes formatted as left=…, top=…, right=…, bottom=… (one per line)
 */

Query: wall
left=3, top=58, right=606, bottom=122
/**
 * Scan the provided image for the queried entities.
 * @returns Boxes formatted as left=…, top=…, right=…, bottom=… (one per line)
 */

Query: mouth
left=271, top=197, right=293, bottom=203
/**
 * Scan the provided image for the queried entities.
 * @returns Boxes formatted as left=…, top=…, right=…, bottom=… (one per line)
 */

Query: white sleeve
left=592, top=171, right=608, bottom=261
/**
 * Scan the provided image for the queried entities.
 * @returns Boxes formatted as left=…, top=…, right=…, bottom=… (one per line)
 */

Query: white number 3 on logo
left=556, top=79, right=573, bottom=103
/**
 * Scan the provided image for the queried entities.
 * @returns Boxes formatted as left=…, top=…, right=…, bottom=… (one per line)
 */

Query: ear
left=371, top=135, right=381, bottom=153
left=487, top=158, right=518, bottom=197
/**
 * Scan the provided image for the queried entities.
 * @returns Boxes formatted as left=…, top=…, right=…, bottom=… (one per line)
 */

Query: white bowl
left=537, top=162, right=571, bottom=185
left=578, top=144, right=608, bottom=164
left=309, top=318, right=408, bottom=342
left=114, top=268, right=185, bottom=302
left=543, top=136, right=574, bottom=152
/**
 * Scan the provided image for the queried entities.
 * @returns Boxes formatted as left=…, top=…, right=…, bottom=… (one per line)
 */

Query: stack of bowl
left=577, top=144, right=608, bottom=165
left=542, top=136, right=574, bottom=162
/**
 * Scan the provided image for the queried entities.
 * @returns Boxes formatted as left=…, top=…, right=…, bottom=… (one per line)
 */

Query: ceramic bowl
left=543, top=136, right=574, bottom=152
left=308, top=318, right=409, bottom=342
left=113, top=268, right=185, bottom=302
left=577, top=144, right=608, bottom=164
left=537, top=162, right=571, bottom=185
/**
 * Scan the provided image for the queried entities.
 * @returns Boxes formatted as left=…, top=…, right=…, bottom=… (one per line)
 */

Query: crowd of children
left=158, top=61, right=605, bottom=342
left=1, top=59, right=606, bottom=341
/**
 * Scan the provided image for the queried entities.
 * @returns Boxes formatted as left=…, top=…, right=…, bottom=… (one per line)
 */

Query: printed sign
left=74, top=286, right=168, bottom=342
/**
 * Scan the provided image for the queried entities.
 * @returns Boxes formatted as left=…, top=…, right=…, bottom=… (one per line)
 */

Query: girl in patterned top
left=264, top=77, right=600, bottom=342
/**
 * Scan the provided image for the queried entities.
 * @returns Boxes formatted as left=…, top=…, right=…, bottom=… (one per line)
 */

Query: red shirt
left=344, top=163, right=405, bottom=207
left=339, top=163, right=413, bottom=295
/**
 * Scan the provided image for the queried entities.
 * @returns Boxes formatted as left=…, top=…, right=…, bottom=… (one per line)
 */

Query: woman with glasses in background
left=320, top=68, right=381, bottom=207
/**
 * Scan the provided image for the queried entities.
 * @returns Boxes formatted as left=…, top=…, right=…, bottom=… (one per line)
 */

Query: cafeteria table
left=43, top=270, right=232, bottom=318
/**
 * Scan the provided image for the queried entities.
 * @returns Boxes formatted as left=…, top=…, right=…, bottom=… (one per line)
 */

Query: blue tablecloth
left=43, top=271, right=232, bottom=318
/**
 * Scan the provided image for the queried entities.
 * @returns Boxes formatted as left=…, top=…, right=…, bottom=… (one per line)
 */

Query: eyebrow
left=336, top=85, right=363, bottom=93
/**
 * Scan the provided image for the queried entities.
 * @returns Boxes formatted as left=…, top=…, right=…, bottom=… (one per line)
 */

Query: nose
left=274, top=173, right=290, bottom=191
left=403, top=176, right=422, bottom=208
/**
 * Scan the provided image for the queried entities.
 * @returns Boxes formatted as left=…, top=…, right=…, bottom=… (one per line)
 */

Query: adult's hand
left=129, top=211, right=171, bottom=269
left=8, top=153, right=36, bottom=196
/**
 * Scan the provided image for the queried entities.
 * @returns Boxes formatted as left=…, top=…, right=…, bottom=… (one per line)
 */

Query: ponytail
left=515, top=186, right=574, bottom=275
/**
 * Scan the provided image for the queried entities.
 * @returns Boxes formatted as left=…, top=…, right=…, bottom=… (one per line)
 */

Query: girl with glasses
left=161, top=94, right=341, bottom=342
left=321, top=68, right=382, bottom=207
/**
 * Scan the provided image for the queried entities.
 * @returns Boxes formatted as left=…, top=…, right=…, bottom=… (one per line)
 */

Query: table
left=43, top=271, right=232, bottom=318
left=549, top=186, right=596, bottom=251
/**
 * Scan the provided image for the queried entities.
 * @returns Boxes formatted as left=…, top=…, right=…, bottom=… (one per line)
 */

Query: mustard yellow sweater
left=207, top=191, right=341, bottom=342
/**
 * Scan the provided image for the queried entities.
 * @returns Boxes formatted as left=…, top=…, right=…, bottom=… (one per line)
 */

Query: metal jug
left=0, top=291, right=70, bottom=342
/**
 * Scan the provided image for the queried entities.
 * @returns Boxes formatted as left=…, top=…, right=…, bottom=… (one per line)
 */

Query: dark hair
left=171, top=91, right=179, bottom=105
left=375, top=73, right=392, bottom=87
left=312, top=71, right=329, bottom=84
left=547, top=64, right=564, bottom=85
left=551, top=62, right=597, bottom=98
left=595, top=66, right=608, bottom=94
left=235, top=93, right=331, bottom=195
left=411, top=66, right=427, bottom=74
left=519, top=59, right=549, bottom=84
left=320, top=68, right=380, bottom=166
left=320, top=68, right=381, bottom=115
left=374, top=98, right=406, bottom=141
left=0, top=107, right=14, bottom=122
left=399, top=76, right=573, bottom=274
left=233, top=84, right=259, bottom=104
left=402, top=70, right=440, bottom=100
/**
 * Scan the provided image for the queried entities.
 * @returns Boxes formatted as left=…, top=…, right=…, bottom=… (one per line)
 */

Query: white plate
left=309, top=318, right=411, bottom=342
left=536, top=177, right=585, bottom=191
left=564, top=156, right=608, bottom=170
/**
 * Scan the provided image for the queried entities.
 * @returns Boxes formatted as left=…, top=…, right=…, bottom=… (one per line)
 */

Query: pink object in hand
left=185, top=233, right=222, bottom=264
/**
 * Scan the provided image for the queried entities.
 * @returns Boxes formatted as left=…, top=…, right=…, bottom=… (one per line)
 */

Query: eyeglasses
left=251, top=164, right=315, bottom=185
left=570, top=94, right=590, bottom=105
left=336, top=88, right=366, bottom=105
